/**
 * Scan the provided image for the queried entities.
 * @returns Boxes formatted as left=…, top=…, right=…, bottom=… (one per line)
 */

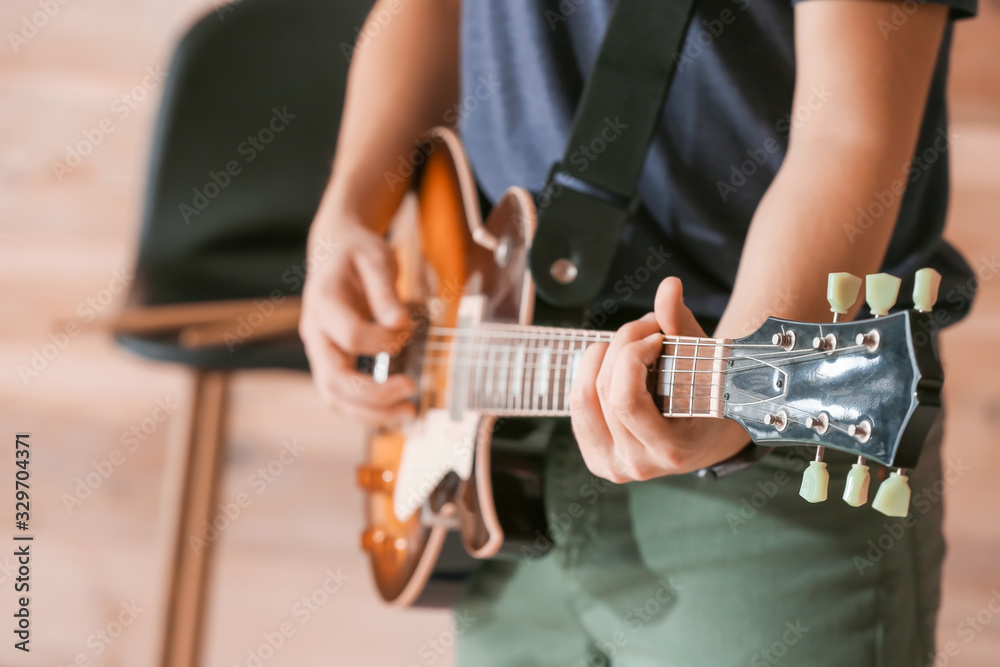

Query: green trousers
left=456, top=419, right=948, bottom=666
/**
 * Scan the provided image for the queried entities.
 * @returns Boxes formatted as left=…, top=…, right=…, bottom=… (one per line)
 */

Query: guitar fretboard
left=442, top=324, right=728, bottom=418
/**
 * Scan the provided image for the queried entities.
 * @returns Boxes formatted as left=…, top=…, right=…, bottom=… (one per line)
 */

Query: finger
left=609, top=333, right=682, bottom=454
left=308, top=330, right=416, bottom=408
left=654, top=277, right=706, bottom=338
left=332, top=369, right=416, bottom=408
left=312, top=286, right=407, bottom=355
left=332, top=393, right=416, bottom=424
left=353, top=246, right=410, bottom=329
left=301, top=324, right=414, bottom=408
left=568, top=341, right=616, bottom=478
left=595, top=313, right=659, bottom=404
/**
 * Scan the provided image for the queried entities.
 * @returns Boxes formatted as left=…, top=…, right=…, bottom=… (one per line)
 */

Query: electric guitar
left=355, top=127, right=944, bottom=607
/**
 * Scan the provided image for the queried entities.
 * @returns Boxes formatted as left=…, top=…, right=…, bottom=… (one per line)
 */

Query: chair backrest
left=120, top=0, right=373, bottom=369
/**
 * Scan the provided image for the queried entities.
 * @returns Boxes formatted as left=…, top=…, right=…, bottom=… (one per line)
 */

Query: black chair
left=117, top=1, right=372, bottom=665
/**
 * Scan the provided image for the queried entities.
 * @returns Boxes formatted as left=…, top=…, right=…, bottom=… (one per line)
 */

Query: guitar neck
left=451, top=323, right=729, bottom=418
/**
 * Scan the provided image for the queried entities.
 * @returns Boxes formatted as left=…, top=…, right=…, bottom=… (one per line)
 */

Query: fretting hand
left=568, top=277, right=750, bottom=482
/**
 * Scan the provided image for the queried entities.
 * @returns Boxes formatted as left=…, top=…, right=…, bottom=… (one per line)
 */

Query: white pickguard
left=392, top=408, right=480, bottom=522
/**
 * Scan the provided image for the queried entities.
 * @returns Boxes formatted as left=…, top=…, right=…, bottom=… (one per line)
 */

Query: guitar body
left=359, top=128, right=546, bottom=607
left=356, top=128, right=944, bottom=609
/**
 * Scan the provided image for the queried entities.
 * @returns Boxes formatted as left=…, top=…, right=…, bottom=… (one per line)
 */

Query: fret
left=483, top=341, right=496, bottom=409
left=569, top=340, right=584, bottom=397
left=557, top=330, right=569, bottom=411
left=524, top=338, right=538, bottom=410
left=661, top=348, right=676, bottom=416
left=548, top=332, right=559, bottom=412
left=443, top=323, right=724, bottom=419
left=499, top=345, right=511, bottom=411
left=512, top=343, right=526, bottom=411
left=690, top=339, right=699, bottom=416
left=472, top=331, right=486, bottom=409
left=537, top=347, right=551, bottom=409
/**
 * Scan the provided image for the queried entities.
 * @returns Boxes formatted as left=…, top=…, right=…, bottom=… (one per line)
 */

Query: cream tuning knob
left=865, top=273, right=901, bottom=317
left=799, top=447, right=829, bottom=503
left=913, top=267, right=942, bottom=313
left=843, top=461, right=871, bottom=507
left=872, top=470, right=911, bottom=517
left=799, top=460, right=830, bottom=503
left=827, top=272, right=863, bottom=320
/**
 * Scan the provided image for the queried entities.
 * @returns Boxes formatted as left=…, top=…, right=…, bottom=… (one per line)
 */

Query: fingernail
left=641, top=312, right=657, bottom=322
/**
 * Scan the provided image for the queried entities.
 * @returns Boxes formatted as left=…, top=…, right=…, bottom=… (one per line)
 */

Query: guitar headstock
left=723, top=309, right=942, bottom=468
left=721, top=269, right=944, bottom=517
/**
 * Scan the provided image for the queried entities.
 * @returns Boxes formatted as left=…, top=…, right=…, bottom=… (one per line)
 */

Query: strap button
left=550, top=258, right=578, bottom=284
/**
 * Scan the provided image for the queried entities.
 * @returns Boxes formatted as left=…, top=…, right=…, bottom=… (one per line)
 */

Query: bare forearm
left=715, top=0, right=947, bottom=339
left=317, top=0, right=461, bottom=235
left=716, top=140, right=905, bottom=337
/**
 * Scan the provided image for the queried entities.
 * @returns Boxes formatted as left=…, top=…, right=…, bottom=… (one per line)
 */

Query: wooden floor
left=0, top=1, right=998, bottom=665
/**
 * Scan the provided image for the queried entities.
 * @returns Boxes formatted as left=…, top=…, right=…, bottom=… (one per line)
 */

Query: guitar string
left=422, top=342, right=862, bottom=435
left=427, top=324, right=793, bottom=344
left=416, top=341, right=840, bottom=365
left=413, top=345, right=859, bottom=377
left=424, top=328, right=778, bottom=347
left=470, top=383, right=851, bottom=437
left=419, top=340, right=800, bottom=357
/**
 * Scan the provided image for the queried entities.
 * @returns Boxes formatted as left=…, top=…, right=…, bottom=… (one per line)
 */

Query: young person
left=300, top=0, right=976, bottom=663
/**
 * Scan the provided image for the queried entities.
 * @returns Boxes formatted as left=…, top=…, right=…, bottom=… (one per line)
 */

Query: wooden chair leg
left=155, top=369, right=230, bottom=667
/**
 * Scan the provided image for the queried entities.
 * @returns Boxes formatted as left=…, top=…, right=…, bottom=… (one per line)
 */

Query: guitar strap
left=526, top=0, right=772, bottom=478
left=529, top=0, right=697, bottom=310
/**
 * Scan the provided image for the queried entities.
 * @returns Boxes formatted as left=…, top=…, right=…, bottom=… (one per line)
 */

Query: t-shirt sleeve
left=790, top=0, right=978, bottom=21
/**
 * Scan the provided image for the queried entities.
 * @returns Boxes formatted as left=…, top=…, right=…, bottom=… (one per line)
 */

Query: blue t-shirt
left=459, top=0, right=977, bottom=328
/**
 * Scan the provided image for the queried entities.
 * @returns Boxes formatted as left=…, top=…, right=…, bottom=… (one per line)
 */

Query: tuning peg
left=799, top=447, right=829, bottom=503
left=842, top=457, right=871, bottom=507
left=913, top=268, right=942, bottom=313
left=865, top=273, right=901, bottom=317
left=827, top=273, right=863, bottom=322
left=872, top=469, right=911, bottom=517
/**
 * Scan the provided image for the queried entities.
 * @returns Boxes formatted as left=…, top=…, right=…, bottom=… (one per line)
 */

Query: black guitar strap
left=527, top=0, right=772, bottom=479
left=529, top=0, right=698, bottom=309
